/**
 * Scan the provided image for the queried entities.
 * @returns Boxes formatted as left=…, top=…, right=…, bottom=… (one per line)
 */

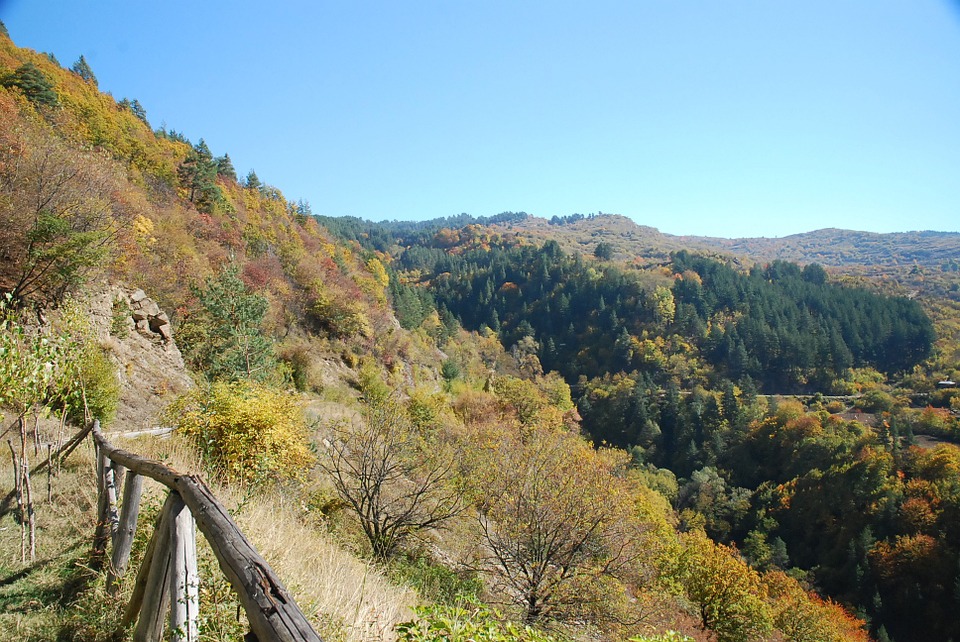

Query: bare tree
left=319, top=399, right=463, bottom=559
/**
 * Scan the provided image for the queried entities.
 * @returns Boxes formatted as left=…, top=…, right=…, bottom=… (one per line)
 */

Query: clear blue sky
left=2, top=1, right=959, bottom=238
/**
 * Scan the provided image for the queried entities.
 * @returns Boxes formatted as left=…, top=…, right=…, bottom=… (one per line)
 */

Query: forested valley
left=2, top=22, right=960, bottom=642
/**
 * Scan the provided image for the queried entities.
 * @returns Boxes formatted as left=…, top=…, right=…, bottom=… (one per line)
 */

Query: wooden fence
left=90, top=420, right=323, bottom=642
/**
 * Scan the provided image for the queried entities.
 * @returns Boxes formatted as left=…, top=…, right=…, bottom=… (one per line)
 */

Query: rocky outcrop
left=88, top=285, right=193, bottom=430
left=128, top=288, right=172, bottom=342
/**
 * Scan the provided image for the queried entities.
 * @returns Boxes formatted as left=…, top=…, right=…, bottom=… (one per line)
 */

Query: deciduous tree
left=471, top=429, right=649, bottom=624
left=319, top=398, right=464, bottom=559
left=0, top=120, right=125, bottom=303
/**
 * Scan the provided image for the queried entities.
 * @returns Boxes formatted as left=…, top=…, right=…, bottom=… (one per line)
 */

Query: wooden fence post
left=169, top=492, right=199, bottom=642
left=107, top=471, right=143, bottom=595
left=92, top=448, right=117, bottom=570
left=133, top=492, right=176, bottom=642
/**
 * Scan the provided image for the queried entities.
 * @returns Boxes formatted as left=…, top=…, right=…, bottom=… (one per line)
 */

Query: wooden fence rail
left=91, top=421, right=322, bottom=642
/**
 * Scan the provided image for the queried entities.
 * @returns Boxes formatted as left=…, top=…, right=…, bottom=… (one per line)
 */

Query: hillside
left=495, top=213, right=960, bottom=376
left=2, top=23, right=960, bottom=642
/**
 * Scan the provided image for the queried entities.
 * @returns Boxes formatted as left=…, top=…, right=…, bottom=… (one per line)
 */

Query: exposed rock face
left=87, top=285, right=193, bottom=430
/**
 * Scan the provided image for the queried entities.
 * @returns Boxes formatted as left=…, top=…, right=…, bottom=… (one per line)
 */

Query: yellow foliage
left=133, top=214, right=155, bottom=245
left=366, top=257, right=389, bottom=289
left=165, top=381, right=314, bottom=484
left=308, top=280, right=372, bottom=338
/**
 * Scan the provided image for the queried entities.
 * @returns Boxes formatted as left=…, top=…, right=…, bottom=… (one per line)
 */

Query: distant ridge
left=499, top=214, right=960, bottom=268
left=686, top=227, right=960, bottom=268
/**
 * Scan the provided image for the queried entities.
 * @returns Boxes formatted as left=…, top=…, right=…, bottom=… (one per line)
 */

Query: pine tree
left=130, top=99, right=148, bottom=124
left=244, top=169, right=261, bottom=191
left=177, top=139, right=220, bottom=212
left=215, top=153, right=237, bottom=181
left=70, top=55, right=97, bottom=86
left=2, top=63, right=58, bottom=107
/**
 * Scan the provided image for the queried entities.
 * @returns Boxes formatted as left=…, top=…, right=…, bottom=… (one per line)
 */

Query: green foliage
left=177, top=139, right=224, bottom=213
left=164, top=380, right=314, bottom=484
left=0, top=294, right=71, bottom=418
left=594, top=241, right=614, bottom=260
left=440, top=358, right=461, bottom=383
left=396, top=603, right=564, bottom=642
left=2, top=62, right=59, bottom=106
left=858, top=389, right=896, bottom=413
left=629, top=633, right=694, bottom=642
left=178, top=265, right=275, bottom=381
left=70, top=55, right=97, bottom=86
left=389, top=552, right=483, bottom=605
left=215, top=153, right=237, bottom=181
left=68, top=342, right=120, bottom=426
left=109, top=295, right=131, bottom=338
left=0, top=117, right=126, bottom=304
left=118, top=97, right=149, bottom=124
left=673, top=531, right=772, bottom=642
left=673, top=252, right=935, bottom=385
left=0, top=295, right=114, bottom=424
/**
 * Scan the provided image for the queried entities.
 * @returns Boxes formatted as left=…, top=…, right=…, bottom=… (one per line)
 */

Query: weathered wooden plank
left=113, top=463, right=127, bottom=501
left=169, top=492, right=199, bottom=642
left=123, top=491, right=174, bottom=628
left=134, top=492, right=175, bottom=642
left=107, top=471, right=144, bottom=595
left=91, top=451, right=114, bottom=570
left=94, top=425, right=322, bottom=642
left=106, top=460, right=120, bottom=539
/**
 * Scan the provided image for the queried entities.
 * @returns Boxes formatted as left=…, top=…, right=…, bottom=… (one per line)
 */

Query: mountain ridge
left=493, top=213, right=960, bottom=268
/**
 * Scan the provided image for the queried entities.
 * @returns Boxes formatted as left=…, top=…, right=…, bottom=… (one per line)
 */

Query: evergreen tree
left=215, top=153, right=237, bottom=181
left=2, top=63, right=58, bottom=107
left=594, top=241, right=614, bottom=260
left=244, top=169, right=261, bottom=191
left=130, top=99, right=148, bottom=124
left=70, top=55, right=97, bottom=86
left=177, top=139, right=221, bottom=212
left=180, top=266, right=275, bottom=381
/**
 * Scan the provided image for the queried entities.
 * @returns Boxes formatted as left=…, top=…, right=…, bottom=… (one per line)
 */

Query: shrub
left=164, top=380, right=314, bottom=483
left=68, top=343, right=120, bottom=425
left=396, top=603, right=563, bottom=642
left=859, top=389, right=896, bottom=414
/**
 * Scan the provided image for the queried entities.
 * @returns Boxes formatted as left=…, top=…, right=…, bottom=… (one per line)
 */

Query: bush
left=390, top=552, right=483, bottom=605
left=164, top=381, right=314, bottom=483
left=859, top=389, right=896, bottom=414
left=396, top=603, right=562, bottom=642
left=69, top=344, right=120, bottom=425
